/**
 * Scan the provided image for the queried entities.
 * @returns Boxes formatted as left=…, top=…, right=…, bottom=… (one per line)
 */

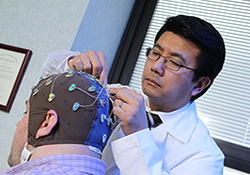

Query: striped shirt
left=0, top=154, right=106, bottom=175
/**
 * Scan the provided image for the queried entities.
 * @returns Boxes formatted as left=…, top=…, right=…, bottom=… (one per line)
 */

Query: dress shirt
left=41, top=50, right=225, bottom=175
left=0, top=154, right=106, bottom=175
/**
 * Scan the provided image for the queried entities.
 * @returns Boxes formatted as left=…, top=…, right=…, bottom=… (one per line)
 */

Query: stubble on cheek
left=8, top=124, right=28, bottom=167
left=7, top=133, right=25, bottom=167
left=8, top=143, right=21, bottom=167
left=8, top=152, right=19, bottom=167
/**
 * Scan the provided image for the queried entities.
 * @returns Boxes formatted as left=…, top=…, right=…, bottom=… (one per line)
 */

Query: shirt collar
left=150, top=102, right=198, bottom=145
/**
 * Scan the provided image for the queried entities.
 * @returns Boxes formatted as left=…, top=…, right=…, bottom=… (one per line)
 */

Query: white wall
left=71, top=0, right=135, bottom=72
left=0, top=0, right=135, bottom=171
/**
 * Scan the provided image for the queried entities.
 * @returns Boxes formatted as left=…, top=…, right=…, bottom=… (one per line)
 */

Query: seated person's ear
left=35, top=110, right=58, bottom=139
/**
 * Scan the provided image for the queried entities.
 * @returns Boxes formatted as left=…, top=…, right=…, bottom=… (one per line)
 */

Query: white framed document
left=0, top=43, right=32, bottom=112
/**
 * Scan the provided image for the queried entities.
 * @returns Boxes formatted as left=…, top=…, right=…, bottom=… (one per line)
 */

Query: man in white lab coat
left=41, top=15, right=225, bottom=175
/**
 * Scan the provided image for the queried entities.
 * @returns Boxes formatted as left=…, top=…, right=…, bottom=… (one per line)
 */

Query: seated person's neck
left=29, top=144, right=101, bottom=161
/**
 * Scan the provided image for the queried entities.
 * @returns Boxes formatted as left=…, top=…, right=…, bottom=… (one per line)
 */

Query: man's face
left=142, top=31, right=200, bottom=112
left=8, top=101, right=29, bottom=167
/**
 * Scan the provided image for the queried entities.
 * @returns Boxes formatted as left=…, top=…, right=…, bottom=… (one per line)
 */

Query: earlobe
left=191, top=76, right=211, bottom=96
left=35, top=110, right=58, bottom=139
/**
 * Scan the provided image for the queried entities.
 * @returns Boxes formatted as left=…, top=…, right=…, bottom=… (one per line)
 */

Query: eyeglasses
left=146, top=47, right=197, bottom=72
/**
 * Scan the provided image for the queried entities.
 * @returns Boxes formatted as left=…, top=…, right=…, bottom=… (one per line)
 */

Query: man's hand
left=68, top=50, right=108, bottom=84
left=110, top=87, right=148, bottom=136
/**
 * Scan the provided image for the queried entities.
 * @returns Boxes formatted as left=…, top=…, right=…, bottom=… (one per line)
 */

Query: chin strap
left=88, top=145, right=102, bottom=155
left=21, top=142, right=35, bottom=163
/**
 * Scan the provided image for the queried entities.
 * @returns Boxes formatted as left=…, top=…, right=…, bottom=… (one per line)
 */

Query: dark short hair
left=155, top=15, right=225, bottom=101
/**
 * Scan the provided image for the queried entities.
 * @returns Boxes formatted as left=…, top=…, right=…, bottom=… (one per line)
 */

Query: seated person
left=1, top=71, right=114, bottom=175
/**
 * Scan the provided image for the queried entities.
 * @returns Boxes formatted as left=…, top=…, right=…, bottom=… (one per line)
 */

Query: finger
left=69, top=53, right=92, bottom=73
left=113, top=99, right=129, bottom=121
left=111, top=87, right=142, bottom=104
left=114, top=99, right=126, bottom=110
left=86, top=50, right=103, bottom=78
left=79, top=53, right=92, bottom=74
left=97, top=52, right=108, bottom=85
left=112, top=88, right=143, bottom=119
left=113, top=98, right=147, bottom=136
left=68, top=56, right=83, bottom=71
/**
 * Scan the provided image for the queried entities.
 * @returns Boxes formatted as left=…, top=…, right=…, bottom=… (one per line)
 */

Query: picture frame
left=0, top=43, right=32, bottom=112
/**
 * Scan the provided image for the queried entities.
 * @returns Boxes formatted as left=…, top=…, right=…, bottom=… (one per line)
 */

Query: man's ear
left=35, top=109, right=58, bottom=139
left=191, top=76, right=211, bottom=96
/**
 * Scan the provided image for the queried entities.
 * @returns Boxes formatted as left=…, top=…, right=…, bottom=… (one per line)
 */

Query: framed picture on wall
left=0, top=43, right=32, bottom=112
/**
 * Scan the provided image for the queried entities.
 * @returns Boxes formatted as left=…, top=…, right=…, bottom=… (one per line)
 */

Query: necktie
left=146, top=112, right=162, bottom=128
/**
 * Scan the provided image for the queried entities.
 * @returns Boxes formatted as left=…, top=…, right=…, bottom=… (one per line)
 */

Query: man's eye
left=23, top=111, right=27, bottom=115
left=152, top=51, right=160, bottom=56
left=170, top=59, right=181, bottom=67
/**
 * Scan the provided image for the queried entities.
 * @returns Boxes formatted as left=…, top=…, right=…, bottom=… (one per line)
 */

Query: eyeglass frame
left=146, top=47, right=197, bottom=72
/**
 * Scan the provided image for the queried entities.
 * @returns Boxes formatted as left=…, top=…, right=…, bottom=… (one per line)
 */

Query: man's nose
left=150, top=56, right=165, bottom=76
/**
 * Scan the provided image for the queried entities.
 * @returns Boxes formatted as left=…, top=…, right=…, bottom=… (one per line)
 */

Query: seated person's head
left=8, top=71, right=114, bottom=166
